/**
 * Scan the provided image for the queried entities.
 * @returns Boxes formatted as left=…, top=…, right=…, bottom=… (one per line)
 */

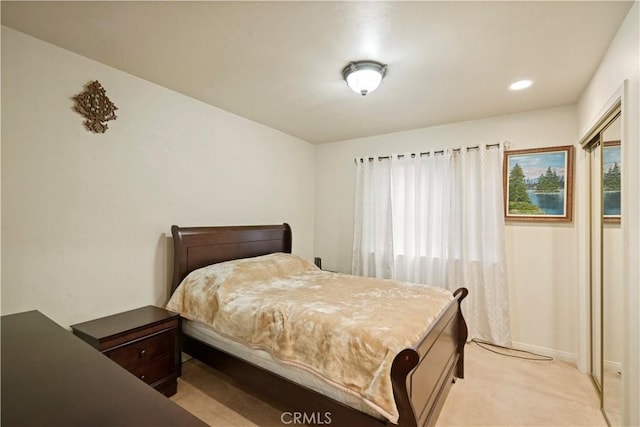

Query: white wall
left=315, top=105, right=579, bottom=358
left=1, top=26, right=316, bottom=327
left=576, top=3, right=640, bottom=425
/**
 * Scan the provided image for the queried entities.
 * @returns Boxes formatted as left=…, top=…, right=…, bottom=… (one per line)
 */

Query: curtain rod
left=354, top=141, right=509, bottom=164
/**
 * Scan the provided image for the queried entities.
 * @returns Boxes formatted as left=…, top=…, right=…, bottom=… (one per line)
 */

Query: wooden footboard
left=391, top=287, right=468, bottom=427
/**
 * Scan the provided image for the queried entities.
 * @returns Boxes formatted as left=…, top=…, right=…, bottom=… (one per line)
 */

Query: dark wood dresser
left=71, top=305, right=180, bottom=397
left=1, top=310, right=206, bottom=427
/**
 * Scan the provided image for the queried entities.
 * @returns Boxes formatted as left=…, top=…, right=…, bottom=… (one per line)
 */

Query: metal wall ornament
left=73, top=80, right=118, bottom=133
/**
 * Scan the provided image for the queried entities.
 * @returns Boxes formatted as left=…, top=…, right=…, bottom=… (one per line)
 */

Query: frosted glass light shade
left=342, top=61, right=387, bottom=96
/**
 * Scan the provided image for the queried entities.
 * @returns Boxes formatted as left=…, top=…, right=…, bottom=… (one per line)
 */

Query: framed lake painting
left=603, top=140, right=621, bottom=223
left=504, top=145, right=574, bottom=222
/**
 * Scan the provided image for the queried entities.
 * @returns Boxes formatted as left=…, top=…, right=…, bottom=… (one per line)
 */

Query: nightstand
left=71, top=305, right=180, bottom=397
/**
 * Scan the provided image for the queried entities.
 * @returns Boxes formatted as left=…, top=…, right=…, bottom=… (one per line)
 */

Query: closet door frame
left=578, top=91, right=624, bottom=427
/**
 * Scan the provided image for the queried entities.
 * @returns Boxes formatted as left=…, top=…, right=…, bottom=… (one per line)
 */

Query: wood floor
left=170, top=343, right=606, bottom=426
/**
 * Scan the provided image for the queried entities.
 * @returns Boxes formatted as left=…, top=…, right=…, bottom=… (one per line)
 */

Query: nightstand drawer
left=70, top=306, right=181, bottom=397
left=107, top=330, right=173, bottom=370
left=131, top=354, right=173, bottom=385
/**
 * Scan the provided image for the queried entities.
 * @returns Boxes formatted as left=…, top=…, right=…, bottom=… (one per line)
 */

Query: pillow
left=212, top=252, right=318, bottom=283
left=167, top=253, right=318, bottom=321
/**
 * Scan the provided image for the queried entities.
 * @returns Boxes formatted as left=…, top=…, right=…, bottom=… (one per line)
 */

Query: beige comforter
left=166, top=253, right=453, bottom=423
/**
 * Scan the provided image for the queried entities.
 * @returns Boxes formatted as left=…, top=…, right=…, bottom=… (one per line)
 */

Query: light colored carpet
left=437, top=344, right=605, bottom=426
left=170, top=343, right=606, bottom=426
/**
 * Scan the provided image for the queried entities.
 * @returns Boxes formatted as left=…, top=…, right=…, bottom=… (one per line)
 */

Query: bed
left=168, top=223, right=468, bottom=427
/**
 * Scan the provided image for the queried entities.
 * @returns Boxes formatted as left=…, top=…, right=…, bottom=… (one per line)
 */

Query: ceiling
left=1, top=1, right=634, bottom=144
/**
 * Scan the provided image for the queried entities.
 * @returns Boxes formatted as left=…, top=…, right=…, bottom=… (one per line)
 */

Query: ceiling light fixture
left=342, top=61, right=387, bottom=96
left=509, top=80, right=533, bottom=91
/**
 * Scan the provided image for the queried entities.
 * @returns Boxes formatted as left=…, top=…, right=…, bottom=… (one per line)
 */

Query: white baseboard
left=511, top=341, right=577, bottom=365
left=604, top=360, right=623, bottom=373
left=508, top=342, right=623, bottom=374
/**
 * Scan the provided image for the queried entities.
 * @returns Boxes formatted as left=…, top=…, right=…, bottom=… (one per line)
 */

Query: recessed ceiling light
left=509, top=80, right=533, bottom=91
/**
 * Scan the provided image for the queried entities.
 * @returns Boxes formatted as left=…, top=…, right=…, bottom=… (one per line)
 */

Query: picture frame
left=603, top=140, right=621, bottom=224
left=504, top=145, right=574, bottom=222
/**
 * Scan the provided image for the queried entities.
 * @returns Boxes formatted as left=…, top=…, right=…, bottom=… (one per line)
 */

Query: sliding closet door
left=583, top=107, right=623, bottom=427
left=589, top=137, right=603, bottom=392
left=602, top=115, right=623, bottom=426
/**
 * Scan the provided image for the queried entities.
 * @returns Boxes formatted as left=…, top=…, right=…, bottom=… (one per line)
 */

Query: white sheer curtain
left=352, top=145, right=511, bottom=346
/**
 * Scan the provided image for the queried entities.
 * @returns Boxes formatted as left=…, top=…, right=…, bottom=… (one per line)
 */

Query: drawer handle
left=139, top=349, right=146, bottom=358
left=140, top=374, right=146, bottom=380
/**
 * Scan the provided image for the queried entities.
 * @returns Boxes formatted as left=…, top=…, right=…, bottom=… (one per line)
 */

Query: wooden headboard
left=170, top=223, right=292, bottom=293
